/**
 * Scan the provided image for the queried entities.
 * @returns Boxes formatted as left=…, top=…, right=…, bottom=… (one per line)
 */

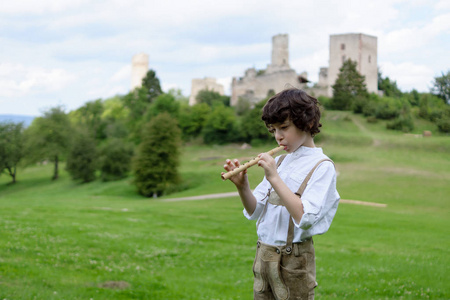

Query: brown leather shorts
left=253, top=239, right=317, bottom=300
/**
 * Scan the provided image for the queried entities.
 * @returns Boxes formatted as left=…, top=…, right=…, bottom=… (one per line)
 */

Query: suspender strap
left=286, top=158, right=333, bottom=250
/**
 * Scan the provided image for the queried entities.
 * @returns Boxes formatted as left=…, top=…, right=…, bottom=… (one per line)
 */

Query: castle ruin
left=227, top=33, right=378, bottom=105
left=230, top=34, right=308, bottom=106
left=189, top=77, right=225, bottom=105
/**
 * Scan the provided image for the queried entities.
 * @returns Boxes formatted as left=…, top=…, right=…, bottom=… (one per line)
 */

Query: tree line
left=1, top=67, right=449, bottom=196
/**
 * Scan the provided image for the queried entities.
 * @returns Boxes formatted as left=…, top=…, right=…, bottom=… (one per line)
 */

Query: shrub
left=202, top=104, right=239, bottom=144
left=133, top=113, right=181, bottom=197
left=99, top=139, right=134, bottom=181
left=317, top=96, right=332, bottom=110
left=386, top=115, right=414, bottom=132
left=66, top=132, right=97, bottom=183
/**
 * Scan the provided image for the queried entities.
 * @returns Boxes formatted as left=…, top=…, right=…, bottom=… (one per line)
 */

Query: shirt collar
left=291, top=146, right=322, bottom=157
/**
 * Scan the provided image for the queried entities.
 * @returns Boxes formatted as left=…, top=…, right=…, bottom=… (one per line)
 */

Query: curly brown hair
left=261, top=88, right=322, bottom=137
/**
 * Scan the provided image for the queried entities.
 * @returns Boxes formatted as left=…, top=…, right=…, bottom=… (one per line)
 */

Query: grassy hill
left=0, top=111, right=449, bottom=299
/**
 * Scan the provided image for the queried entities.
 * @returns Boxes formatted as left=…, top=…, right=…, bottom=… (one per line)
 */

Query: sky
left=1, top=0, right=449, bottom=116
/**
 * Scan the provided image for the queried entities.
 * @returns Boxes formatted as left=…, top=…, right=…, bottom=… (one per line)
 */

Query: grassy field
left=0, top=111, right=449, bottom=299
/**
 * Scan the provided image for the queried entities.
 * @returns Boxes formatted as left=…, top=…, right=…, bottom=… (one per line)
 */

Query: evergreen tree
left=133, top=113, right=181, bottom=197
left=142, top=69, right=163, bottom=102
left=331, top=59, right=369, bottom=110
left=66, top=131, right=97, bottom=183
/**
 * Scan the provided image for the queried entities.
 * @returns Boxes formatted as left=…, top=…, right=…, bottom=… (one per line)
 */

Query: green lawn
left=0, top=111, right=449, bottom=299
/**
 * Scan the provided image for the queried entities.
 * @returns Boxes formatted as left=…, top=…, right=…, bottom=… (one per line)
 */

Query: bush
left=386, top=115, right=414, bottom=132
left=179, top=103, right=211, bottom=140
left=133, top=113, right=181, bottom=197
left=374, top=97, right=401, bottom=120
left=66, top=132, right=97, bottom=183
left=436, top=106, right=450, bottom=133
left=240, top=99, right=272, bottom=143
left=202, top=104, right=239, bottom=144
left=99, top=139, right=134, bottom=181
left=317, top=96, right=332, bottom=110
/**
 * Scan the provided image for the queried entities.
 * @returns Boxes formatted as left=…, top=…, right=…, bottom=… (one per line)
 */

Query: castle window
left=341, top=43, right=345, bottom=50
left=368, top=55, right=371, bottom=63
left=342, top=55, right=346, bottom=63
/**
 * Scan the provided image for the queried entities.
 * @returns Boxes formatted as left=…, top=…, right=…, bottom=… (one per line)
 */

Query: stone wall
left=189, top=77, right=225, bottom=105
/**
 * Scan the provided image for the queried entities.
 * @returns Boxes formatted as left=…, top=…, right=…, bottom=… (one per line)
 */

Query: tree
left=99, top=139, right=134, bottom=181
left=178, top=103, right=211, bottom=139
left=69, top=99, right=107, bottom=141
left=202, top=104, right=238, bottom=144
left=240, top=99, right=272, bottom=144
left=431, top=70, right=450, bottom=104
left=196, top=89, right=230, bottom=107
left=331, top=59, right=369, bottom=110
left=145, top=93, right=180, bottom=120
left=142, top=69, right=162, bottom=102
left=0, top=122, right=24, bottom=184
left=378, top=70, right=403, bottom=98
left=133, top=113, right=181, bottom=197
left=66, top=131, right=97, bottom=183
left=24, top=106, right=72, bottom=180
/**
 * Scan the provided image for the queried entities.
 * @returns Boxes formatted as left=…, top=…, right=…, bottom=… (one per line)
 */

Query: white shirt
left=244, top=146, right=340, bottom=246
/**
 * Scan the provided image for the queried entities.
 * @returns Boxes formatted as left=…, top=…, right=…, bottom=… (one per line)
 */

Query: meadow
left=0, top=111, right=449, bottom=299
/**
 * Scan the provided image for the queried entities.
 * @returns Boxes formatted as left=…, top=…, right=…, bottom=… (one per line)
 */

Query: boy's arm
left=236, top=184, right=258, bottom=216
left=269, top=177, right=304, bottom=223
left=223, top=159, right=258, bottom=216
left=257, top=153, right=304, bottom=223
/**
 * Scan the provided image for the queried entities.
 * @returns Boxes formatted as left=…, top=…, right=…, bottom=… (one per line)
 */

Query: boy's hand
left=222, top=159, right=249, bottom=189
left=257, top=153, right=279, bottom=182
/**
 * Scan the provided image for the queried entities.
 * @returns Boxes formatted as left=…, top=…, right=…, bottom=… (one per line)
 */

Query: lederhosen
left=253, top=157, right=332, bottom=300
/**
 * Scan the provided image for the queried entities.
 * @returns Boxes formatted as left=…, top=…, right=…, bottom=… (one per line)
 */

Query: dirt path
left=161, top=192, right=386, bottom=207
left=351, top=115, right=381, bottom=147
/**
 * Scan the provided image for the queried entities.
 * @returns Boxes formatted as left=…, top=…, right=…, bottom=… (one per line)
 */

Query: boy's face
left=268, top=119, right=314, bottom=153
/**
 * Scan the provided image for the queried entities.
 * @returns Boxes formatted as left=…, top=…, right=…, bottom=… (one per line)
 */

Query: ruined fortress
left=131, top=33, right=378, bottom=105
left=228, top=33, right=378, bottom=106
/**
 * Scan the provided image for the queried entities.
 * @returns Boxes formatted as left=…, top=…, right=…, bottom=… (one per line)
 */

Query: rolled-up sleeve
left=295, top=161, right=337, bottom=229
left=243, top=176, right=270, bottom=220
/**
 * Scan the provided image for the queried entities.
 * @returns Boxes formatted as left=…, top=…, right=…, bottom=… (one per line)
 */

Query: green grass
left=0, top=111, right=449, bottom=299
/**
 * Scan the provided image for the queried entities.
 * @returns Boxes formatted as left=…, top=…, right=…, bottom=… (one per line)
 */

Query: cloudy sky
left=1, top=0, right=449, bottom=116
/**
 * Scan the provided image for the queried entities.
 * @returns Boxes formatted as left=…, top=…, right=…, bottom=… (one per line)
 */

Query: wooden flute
left=221, top=145, right=285, bottom=180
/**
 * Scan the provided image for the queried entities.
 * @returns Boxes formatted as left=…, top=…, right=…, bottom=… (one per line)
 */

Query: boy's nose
left=275, top=132, right=283, bottom=142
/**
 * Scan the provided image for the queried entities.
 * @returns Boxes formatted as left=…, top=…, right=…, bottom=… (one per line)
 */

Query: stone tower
left=327, top=33, right=378, bottom=95
left=266, top=34, right=290, bottom=74
left=131, top=53, right=149, bottom=90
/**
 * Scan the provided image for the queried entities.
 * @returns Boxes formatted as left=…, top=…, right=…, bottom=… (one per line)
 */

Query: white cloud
left=0, top=0, right=89, bottom=14
left=379, top=61, right=435, bottom=92
left=0, top=63, right=75, bottom=98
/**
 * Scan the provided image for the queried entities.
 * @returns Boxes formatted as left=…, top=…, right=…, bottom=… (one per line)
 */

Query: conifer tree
left=133, top=113, right=181, bottom=197
left=331, top=59, right=369, bottom=110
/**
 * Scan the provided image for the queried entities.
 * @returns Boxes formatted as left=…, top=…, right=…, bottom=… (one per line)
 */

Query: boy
left=223, top=88, right=340, bottom=300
